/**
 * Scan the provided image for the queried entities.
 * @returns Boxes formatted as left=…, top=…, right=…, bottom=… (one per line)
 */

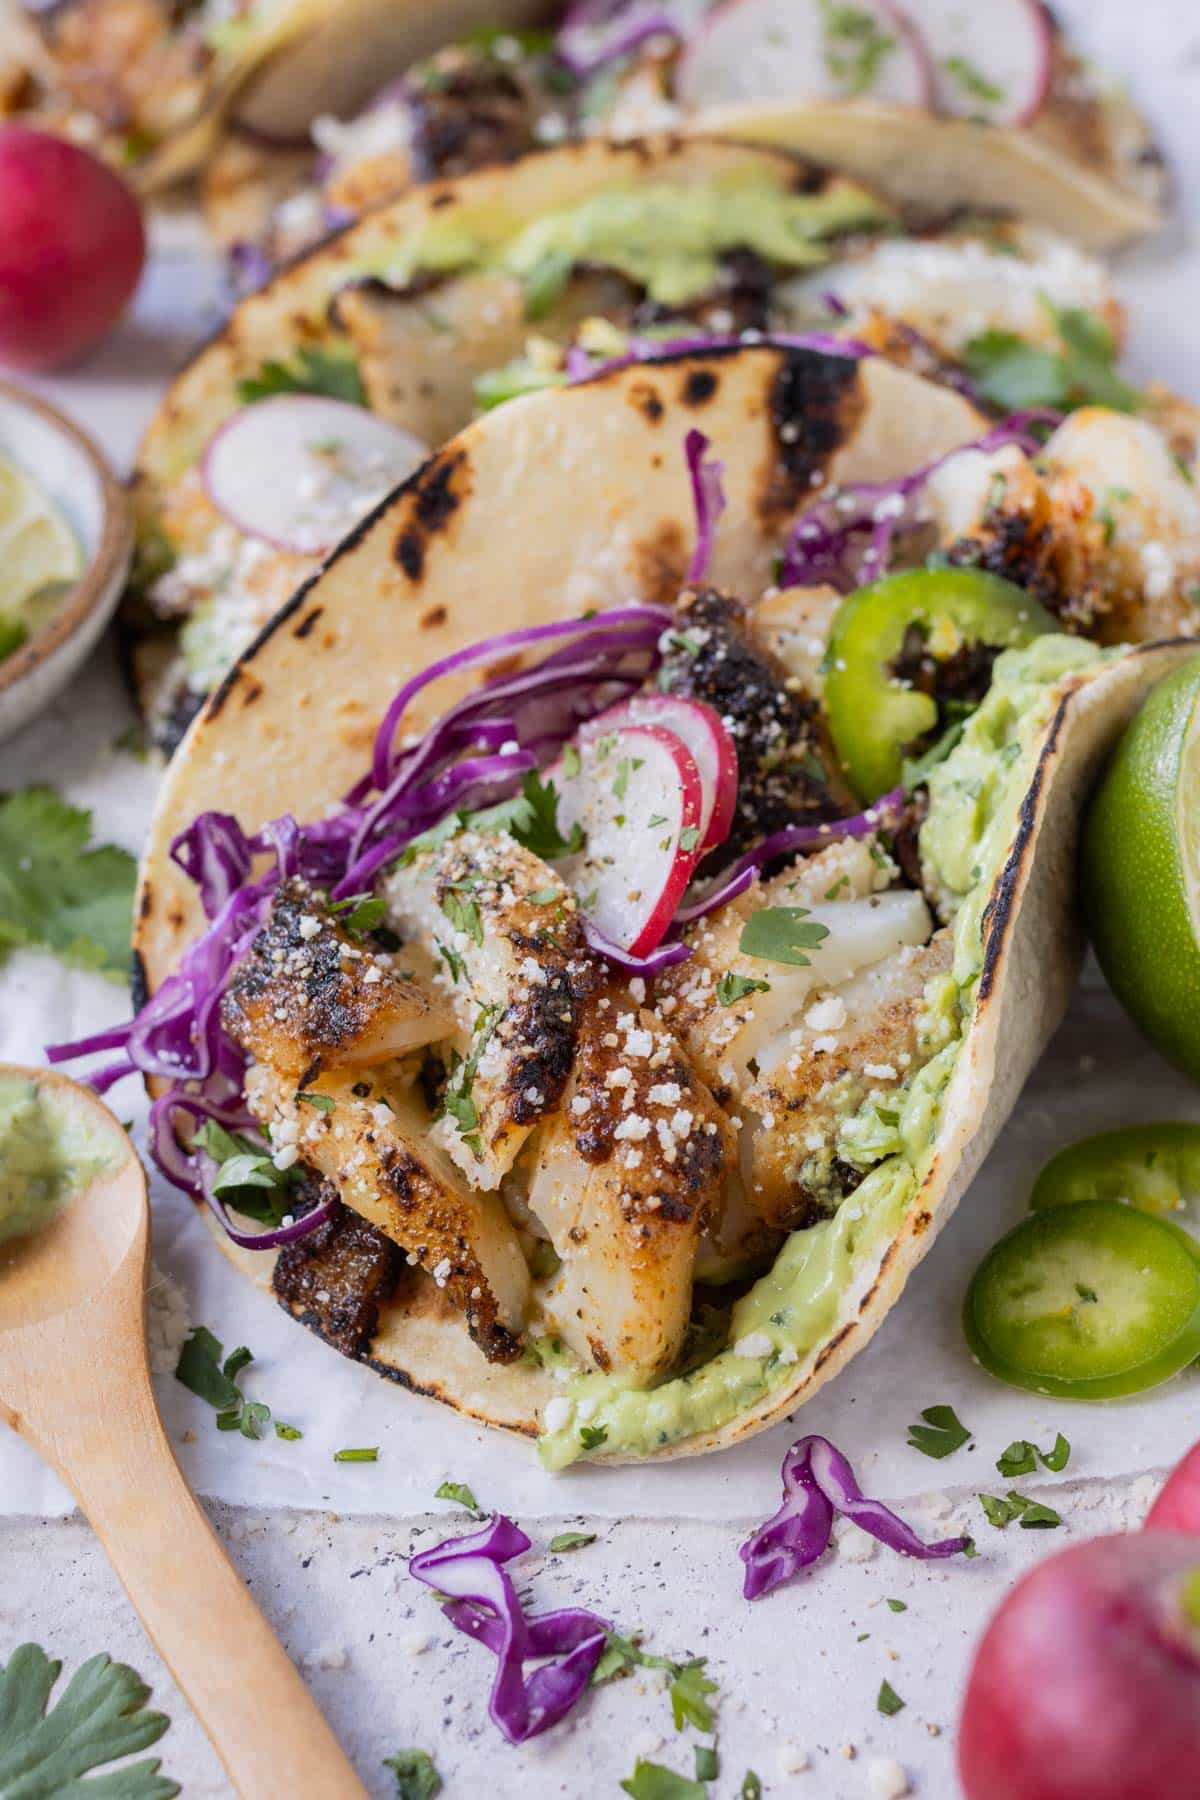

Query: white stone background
left=2, top=0, right=1200, bottom=1793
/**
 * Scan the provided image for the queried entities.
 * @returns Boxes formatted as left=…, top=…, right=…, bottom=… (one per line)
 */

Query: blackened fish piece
left=660, top=586, right=841, bottom=863
left=407, top=45, right=567, bottom=183
left=273, top=1189, right=402, bottom=1360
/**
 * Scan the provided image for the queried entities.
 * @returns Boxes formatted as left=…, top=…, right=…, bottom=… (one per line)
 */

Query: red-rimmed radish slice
left=915, top=0, right=1052, bottom=127
left=582, top=694, right=737, bottom=853
left=202, top=395, right=428, bottom=554
left=552, top=723, right=705, bottom=956
left=677, top=0, right=932, bottom=111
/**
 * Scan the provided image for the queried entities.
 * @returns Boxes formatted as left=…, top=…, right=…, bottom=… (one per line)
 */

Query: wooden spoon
left=0, top=1064, right=369, bottom=1800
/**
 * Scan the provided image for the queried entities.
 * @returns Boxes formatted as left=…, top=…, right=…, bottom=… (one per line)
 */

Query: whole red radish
left=0, top=126, right=146, bottom=371
left=958, top=1532, right=1200, bottom=1800
left=1146, top=1441, right=1200, bottom=1534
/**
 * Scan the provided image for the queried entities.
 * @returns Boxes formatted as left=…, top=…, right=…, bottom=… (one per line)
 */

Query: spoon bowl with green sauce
left=0, top=1064, right=370, bottom=1799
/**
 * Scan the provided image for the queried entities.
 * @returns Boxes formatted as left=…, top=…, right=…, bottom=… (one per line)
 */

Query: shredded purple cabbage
left=555, top=0, right=680, bottom=77
left=227, top=241, right=274, bottom=299
left=780, top=408, right=1062, bottom=592
left=684, top=429, right=726, bottom=584
left=410, top=1516, right=609, bottom=1742
left=740, top=1435, right=972, bottom=1601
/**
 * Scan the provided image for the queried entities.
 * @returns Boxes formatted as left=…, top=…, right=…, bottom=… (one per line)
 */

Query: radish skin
left=677, top=0, right=932, bottom=113
left=1146, top=1441, right=1200, bottom=1535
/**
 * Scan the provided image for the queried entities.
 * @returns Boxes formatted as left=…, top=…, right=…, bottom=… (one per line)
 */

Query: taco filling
left=63, top=359, right=1200, bottom=1467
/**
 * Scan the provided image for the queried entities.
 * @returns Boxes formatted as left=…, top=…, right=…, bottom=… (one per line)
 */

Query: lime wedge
left=1083, top=655, right=1200, bottom=1078
left=0, top=455, right=83, bottom=638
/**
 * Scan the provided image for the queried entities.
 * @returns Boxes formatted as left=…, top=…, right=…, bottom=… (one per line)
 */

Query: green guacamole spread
left=369, top=173, right=891, bottom=315
left=538, top=633, right=1110, bottom=1469
left=0, top=1075, right=112, bottom=1246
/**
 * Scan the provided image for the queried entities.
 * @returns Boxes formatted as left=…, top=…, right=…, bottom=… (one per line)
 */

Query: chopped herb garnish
left=716, top=972, right=771, bottom=1006
left=237, top=345, right=366, bottom=408
left=475, top=769, right=584, bottom=859
left=741, top=1776, right=762, bottom=1800
left=739, top=906, right=831, bottom=968
left=384, top=1747, right=441, bottom=1800
left=434, top=1480, right=484, bottom=1517
left=441, top=1003, right=502, bottom=1151
left=694, top=1744, right=719, bottom=1782
left=562, top=744, right=581, bottom=779
left=334, top=1447, right=379, bottom=1463
left=877, top=1679, right=905, bottom=1716
left=942, top=53, right=1005, bottom=104
left=335, top=893, right=388, bottom=936
left=440, top=884, right=483, bottom=947
left=296, top=1092, right=336, bottom=1112
left=436, top=939, right=466, bottom=984
left=670, top=1660, right=717, bottom=1733
left=906, top=1404, right=972, bottom=1460
left=113, top=721, right=150, bottom=759
left=647, top=813, right=668, bottom=828
left=549, top=1531, right=597, bottom=1553
left=0, top=787, right=136, bottom=978
left=995, top=1432, right=1070, bottom=1477
left=194, top=1120, right=294, bottom=1227
left=0, top=1642, right=178, bottom=1799
left=823, top=874, right=851, bottom=899
left=819, top=0, right=896, bottom=94
left=679, top=825, right=701, bottom=853
left=620, top=1761, right=705, bottom=1800
left=274, top=1421, right=303, bottom=1441
left=964, top=300, right=1141, bottom=416
left=175, top=1326, right=273, bottom=1440
left=528, top=887, right=560, bottom=905
left=580, top=1424, right=609, bottom=1451
left=978, top=1490, right=1062, bottom=1530
left=613, top=759, right=632, bottom=801
left=886, top=1598, right=907, bottom=1613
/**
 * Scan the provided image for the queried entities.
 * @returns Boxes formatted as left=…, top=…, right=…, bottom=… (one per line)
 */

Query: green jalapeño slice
left=1031, top=1124, right=1200, bottom=1219
left=965, top=1200, right=1200, bottom=1400
left=824, top=567, right=1056, bottom=800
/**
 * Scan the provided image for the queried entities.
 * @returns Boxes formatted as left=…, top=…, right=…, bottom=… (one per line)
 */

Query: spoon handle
left=18, top=1329, right=370, bottom=1800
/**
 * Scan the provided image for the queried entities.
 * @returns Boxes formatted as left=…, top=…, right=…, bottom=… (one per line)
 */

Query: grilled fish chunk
left=223, top=880, right=451, bottom=1082
left=524, top=985, right=732, bottom=1382
left=659, top=586, right=847, bottom=863
left=926, top=411, right=1200, bottom=641
left=743, top=929, right=954, bottom=1229
left=272, top=1190, right=402, bottom=1360
left=657, top=839, right=906, bottom=1102
left=245, top=1062, right=530, bottom=1362
left=383, top=831, right=598, bottom=1189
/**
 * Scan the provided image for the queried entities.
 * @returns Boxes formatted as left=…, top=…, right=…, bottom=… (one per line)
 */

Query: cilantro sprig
left=434, top=1479, right=485, bottom=1517
left=964, top=300, right=1141, bottom=416
left=0, top=1643, right=178, bottom=1800
left=193, top=1121, right=294, bottom=1228
left=0, top=787, right=136, bottom=978
left=739, top=907, right=830, bottom=968
left=236, top=345, right=366, bottom=408
left=907, top=1404, right=973, bottom=1460
left=385, top=1748, right=442, bottom=1800
left=996, top=1433, right=1070, bottom=1478
left=978, top=1490, right=1063, bottom=1530
left=175, top=1326, right=297, bottom=1442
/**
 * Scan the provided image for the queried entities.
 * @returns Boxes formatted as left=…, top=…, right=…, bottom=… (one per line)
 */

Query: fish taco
left=126, top=128, right=1160, bottom=754
left=57, top=343, right=1200, bottom=1468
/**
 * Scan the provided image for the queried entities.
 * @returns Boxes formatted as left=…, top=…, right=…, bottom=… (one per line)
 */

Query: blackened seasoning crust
left=634, top=248, right=777, bottom=337
left=891, top=622, right=1002, bottom=711
left=770, top=348, right=862, bottom=487
left=273, top=1191, right=402, bottom=1359
left=405, top=43, right=572, bottom=183
left=945, top=514, right=1070, bottom=619
left=661, top=587, right=841, bottom=862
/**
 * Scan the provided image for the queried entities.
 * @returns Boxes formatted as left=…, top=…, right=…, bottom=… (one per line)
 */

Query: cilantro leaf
left=334, top=893, right=388, bottom=937
left=440, top=882, right=483, bottom=947
left=507, top=769, right=584, bottom=860
left=384, top=1748, right=441, bottom=1800
left=434, top=1479, right=484, bottom=1517
left=877, top=1679, right=905, bottom=1716
left=236, top=345, right=366, bottom=408
left=579, top=1424, right=608, bottom=1451
left=886, top=1598, right=907, bottom=1613
left=964, top=301, right=1140, bottom=416
left=296, top=1091, right=336, bottom=1112
left=0, top=788, right=135, bottom=978
left=620, top=1760, right=706, bottom=1800
left=549, top=1531, right=597, bottom=1553
left=175, top=1326, right=273, bottom=1440
left=820, top=1, right=897, bottom=95
left=669, top=1660, right=717, bottom=1733
left=741, top=1776, right=762, bottom=1800
left=716, top=972, right=770, bottom=1007
left=906, top=1404, right=972, bottom=1459
left=694, top=1745, right=718, bottom=1782
left=739, top=907, right=831, bottom=968
left=0, top=1642, right=178, bottom=1799
left=978, top=1489, right=1063, bottom=1530
left=193, top=1121, right=293, bottom=1228
left=996, top=1433, right=1070, bottom=1477
left=942, top=53, right=1005, bottom=104
left=441, top=1003, right=502, bottom=1151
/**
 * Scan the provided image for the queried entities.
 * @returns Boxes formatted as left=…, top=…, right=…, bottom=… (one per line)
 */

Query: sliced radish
left=913, top=0, right=1052, bottom=127
left=202, top=395, right=428, bottom=555
left=581, top=694, right=737, bottom=854
left=677, top=0, right=932, bottom=112
left=552, top=723, right=705, bottom=956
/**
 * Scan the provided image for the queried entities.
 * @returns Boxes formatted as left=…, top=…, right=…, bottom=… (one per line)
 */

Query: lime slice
left=1082, top=654, right=1200, bottom=1079
left=0, top=454, right=83, bottom=640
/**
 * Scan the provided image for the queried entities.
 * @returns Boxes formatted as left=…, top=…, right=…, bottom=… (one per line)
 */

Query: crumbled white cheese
left=776, top=1742, right=811, bottom=1775
left=805, top=995, right=847, bottom=1032
left=543, top=1396, right=574, bottom=1434
left=866, top=1756, right=911, bottom=1799
left=734, top=1332, right=773, bottom=1360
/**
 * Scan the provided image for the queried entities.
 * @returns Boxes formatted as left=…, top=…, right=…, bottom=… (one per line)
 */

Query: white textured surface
left=1, top=1, right=1199, bottom=1792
